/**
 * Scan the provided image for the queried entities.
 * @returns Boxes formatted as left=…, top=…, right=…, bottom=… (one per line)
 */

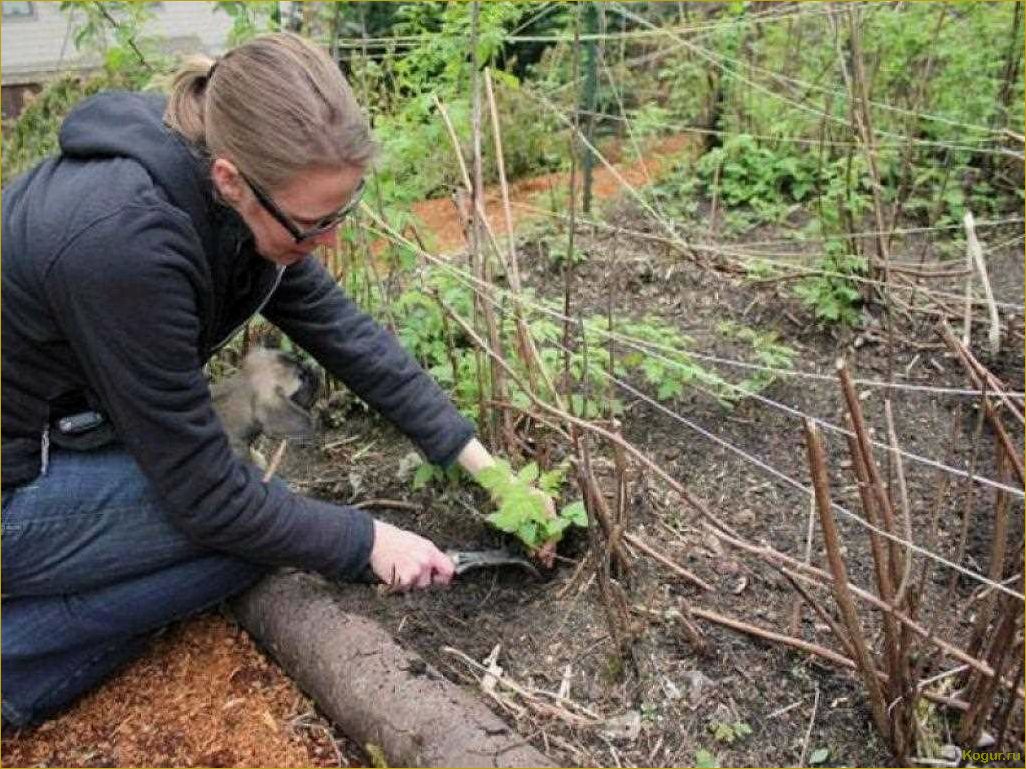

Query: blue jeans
left=1, top=447, right=269, bottom=727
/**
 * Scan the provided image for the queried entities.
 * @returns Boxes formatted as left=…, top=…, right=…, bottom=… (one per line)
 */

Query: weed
left=791, top=244, right=867, bottom=327
left=710, top=719, right=752, bottom=745
left=716, top=321, right=796, bottom=396
left=694, top=748, right=721, bottom=768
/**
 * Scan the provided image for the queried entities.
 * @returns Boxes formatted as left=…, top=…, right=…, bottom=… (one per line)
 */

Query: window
left=2, top=2, right=35, bottom=20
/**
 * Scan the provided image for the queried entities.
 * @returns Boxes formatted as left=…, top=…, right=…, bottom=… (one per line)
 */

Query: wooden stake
left=483, top=68, right=555, bottom=407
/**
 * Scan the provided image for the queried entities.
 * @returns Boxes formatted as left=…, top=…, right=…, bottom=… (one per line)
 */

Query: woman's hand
left=368, top=519, right=455, bottom=590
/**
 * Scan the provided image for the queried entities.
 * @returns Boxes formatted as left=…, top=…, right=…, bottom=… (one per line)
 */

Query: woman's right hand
left=368, top=519, right=455, bottom=590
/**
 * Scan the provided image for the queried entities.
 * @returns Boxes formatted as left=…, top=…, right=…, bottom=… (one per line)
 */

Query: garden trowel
left=445, top=548, right=541, bottom=579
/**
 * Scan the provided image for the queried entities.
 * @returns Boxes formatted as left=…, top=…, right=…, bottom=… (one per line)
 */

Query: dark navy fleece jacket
left=1, top=91, right=475, bottom=579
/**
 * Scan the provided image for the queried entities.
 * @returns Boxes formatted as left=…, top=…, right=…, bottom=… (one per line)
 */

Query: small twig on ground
left=769, top=701, right=802, bottom=719
left=622, top=532, right=713, bottom=592
left=441, top=646, right=602, bottom=727
left=798, top=685, right=820, bottom=768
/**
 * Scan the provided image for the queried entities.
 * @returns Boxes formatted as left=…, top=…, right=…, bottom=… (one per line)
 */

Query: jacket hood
left=59, top=91, right=216, bottom=250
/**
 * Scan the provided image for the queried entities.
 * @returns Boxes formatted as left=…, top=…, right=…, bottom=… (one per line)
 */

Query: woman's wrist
left=455, top=438, right=495, bottom=477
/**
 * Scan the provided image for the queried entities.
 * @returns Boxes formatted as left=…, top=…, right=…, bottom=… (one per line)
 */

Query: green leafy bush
left=791, top=244, right=867, bottom=326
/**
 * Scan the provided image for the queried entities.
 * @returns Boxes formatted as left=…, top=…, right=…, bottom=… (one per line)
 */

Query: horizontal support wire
left=509, top=86, right=1025, bottom=314
left=507, top=198, right=1025, bottom=278
left=505, top=200, right=1024, bottom=257
left=611, top=4, right=1023, bottom=158
left=366, top=214, right=1023, bottom=600
left=360, top=212, right=1025, bottom=502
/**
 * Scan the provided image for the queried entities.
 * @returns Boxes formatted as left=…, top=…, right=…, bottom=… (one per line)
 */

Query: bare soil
left=4, top=136, right=1022, bottom=767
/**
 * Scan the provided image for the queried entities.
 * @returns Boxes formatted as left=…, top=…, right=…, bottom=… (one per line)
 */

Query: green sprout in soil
left=474, top=459, right=587, bottom=550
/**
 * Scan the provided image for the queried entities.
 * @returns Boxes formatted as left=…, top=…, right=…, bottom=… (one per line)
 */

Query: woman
left=1, top=32, right=527, bottom=728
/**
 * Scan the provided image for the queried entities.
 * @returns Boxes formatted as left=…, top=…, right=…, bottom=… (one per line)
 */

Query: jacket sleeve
left=44, top=204, right=374, bottom=579
left=262, top=255, right=475, bottom=467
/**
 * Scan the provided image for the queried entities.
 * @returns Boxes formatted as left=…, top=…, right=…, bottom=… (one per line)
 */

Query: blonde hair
left=165, top=32, right=374, bottom=190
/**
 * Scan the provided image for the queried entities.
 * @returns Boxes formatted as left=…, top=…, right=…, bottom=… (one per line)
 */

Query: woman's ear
left=211, top=158, right=245, bottom=207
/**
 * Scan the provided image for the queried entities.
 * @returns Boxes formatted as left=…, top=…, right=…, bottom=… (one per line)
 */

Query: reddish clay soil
left=1, top=133, right=697, bottom=769
left=411, top=133, right=694, bottom=254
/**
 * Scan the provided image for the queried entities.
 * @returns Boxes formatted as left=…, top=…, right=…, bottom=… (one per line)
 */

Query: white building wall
left=1, top=1, right=234, bottom=85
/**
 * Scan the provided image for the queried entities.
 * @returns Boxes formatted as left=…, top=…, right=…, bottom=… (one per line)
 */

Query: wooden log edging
left=232, top=571, right=555, bottom=769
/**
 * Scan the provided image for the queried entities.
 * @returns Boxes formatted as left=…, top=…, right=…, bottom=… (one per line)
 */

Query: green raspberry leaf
left=516, top=462, right=539, bottom=485
left=486, top=507, right=521, bottom=534
left=560, top=500, right=588, bottom=527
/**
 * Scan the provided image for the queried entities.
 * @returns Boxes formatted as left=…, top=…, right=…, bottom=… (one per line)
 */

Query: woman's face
left=213, top=161, right=365, bottom=267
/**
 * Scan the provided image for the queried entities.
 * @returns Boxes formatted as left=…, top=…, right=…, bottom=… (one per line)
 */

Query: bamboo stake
left=468, top=2, right=511, bottom=453
left=562, top=4, right=583, bottom=399
left=963, top=211, right=1002, bottom=355
left=804, top=419, right=894, bottom=747
left=435, top=95, right=565, bottom=419
left=483, top=68, right=556, bottom=407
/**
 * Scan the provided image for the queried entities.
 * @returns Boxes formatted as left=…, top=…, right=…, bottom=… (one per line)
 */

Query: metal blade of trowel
left=445, top=548, right=541, bottom=579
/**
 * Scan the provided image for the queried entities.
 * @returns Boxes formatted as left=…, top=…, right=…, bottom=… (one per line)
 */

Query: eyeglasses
left=239, top=171, right=364, bottom=243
